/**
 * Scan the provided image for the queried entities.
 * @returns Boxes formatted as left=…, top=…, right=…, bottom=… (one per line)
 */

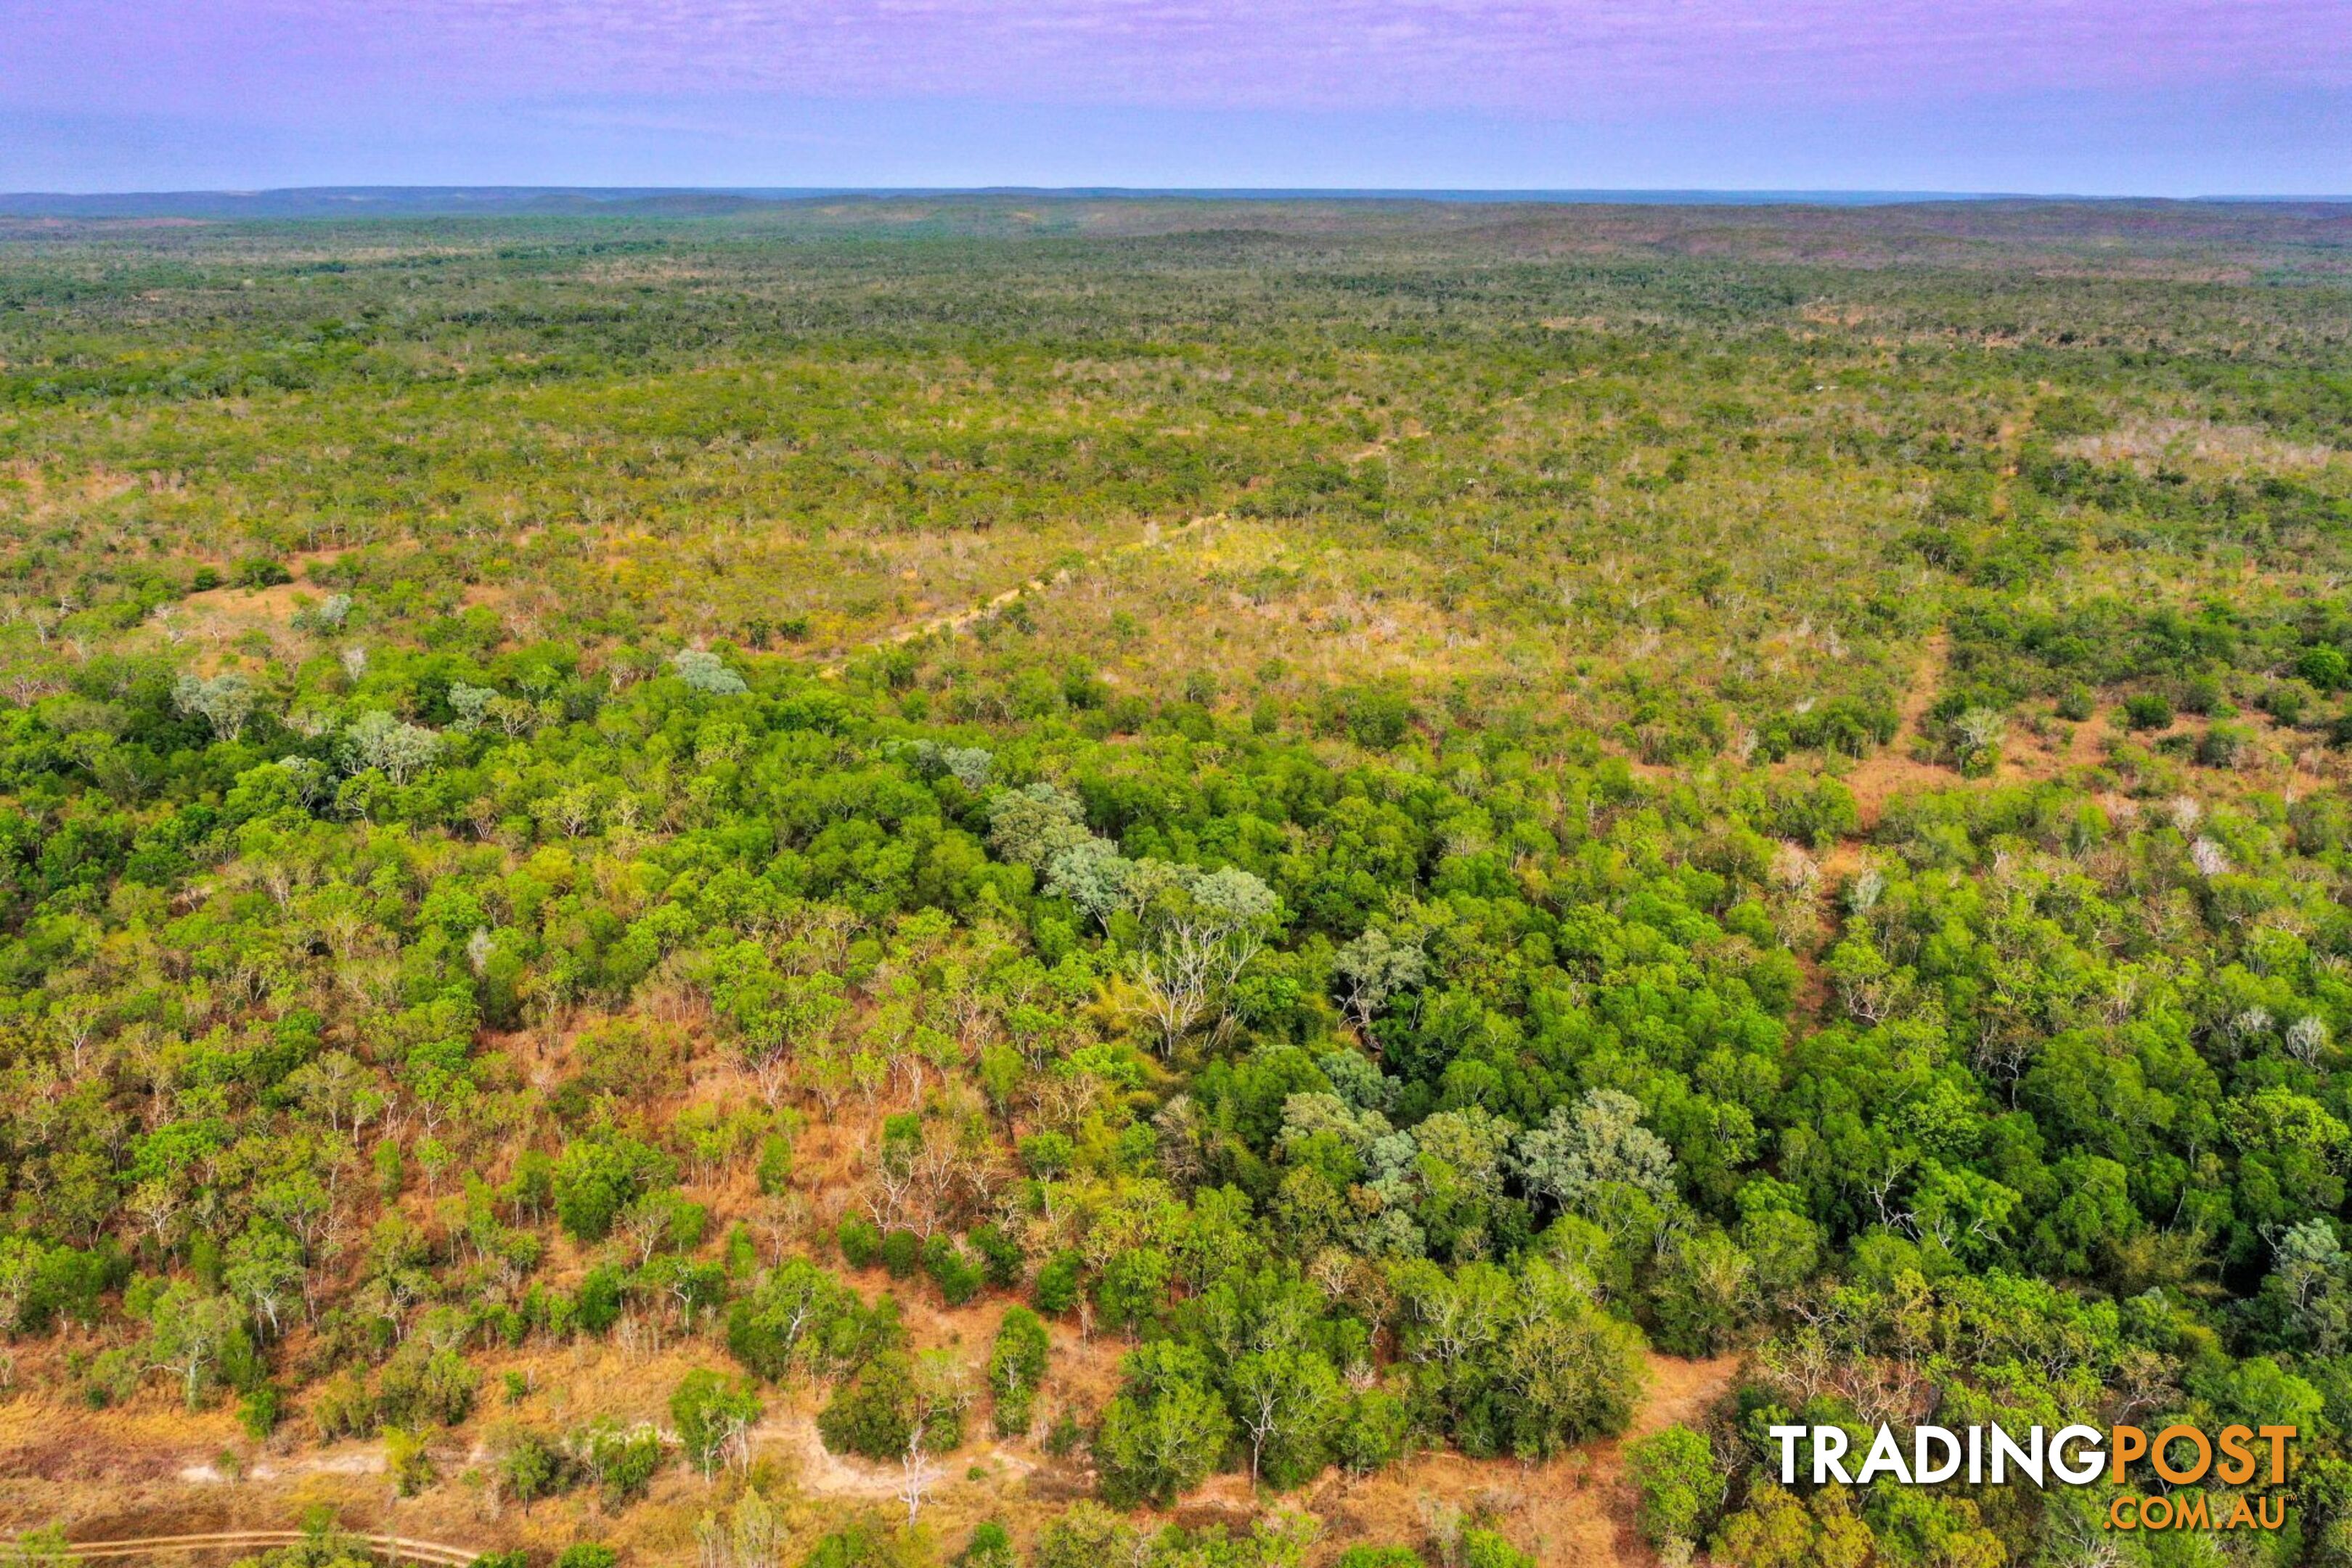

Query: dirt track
left=819, top=513, right=1217, bottom=674
left=65, top=1532, right=479, bottom=1566
left=1248, top=1352, right=1741, bottom=1568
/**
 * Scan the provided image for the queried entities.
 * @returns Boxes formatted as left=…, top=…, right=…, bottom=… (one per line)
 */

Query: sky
left=3, top=1, right=2347, bottom=195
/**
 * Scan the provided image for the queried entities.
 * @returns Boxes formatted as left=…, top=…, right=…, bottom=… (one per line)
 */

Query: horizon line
left=7, top=184, right=2352, bottom=213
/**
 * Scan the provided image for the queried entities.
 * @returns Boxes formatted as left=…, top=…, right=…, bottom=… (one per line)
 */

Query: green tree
left=552, top=1138, right=671, bottom=1243
left=1229, top=1347, right=1346, bottom=1489
left=1512, top=1090, right=1677, bottom=1214
left=1094, top=1342, right=1236, bottom=1506
left=671, top=1369, right=762, bottom=1479
left=224, top=1225, right=306, bottom=1339
left=1627, top=1424, right=1723, bottom=1550
left=987, top=1306, right=1050, bottom=1437
left=142, top=1285, right=249, bottom=1409
left=727, top=1259, right=863, bottom=1382
left=493, top=1426, right=565, bottom=1512
left=1030, top=1503, right=1137, bottom=1568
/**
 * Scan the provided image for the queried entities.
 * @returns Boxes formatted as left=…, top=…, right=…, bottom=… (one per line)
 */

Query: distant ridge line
left=4, top=186, right=2349, bottom=220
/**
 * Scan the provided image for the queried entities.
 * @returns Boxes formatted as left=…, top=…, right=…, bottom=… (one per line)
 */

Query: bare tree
left=1125, top=864, right=1279, bottom=1053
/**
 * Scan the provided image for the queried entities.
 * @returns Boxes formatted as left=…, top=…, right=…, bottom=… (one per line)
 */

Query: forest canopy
left=1, top=195, right=2351, bottom=1567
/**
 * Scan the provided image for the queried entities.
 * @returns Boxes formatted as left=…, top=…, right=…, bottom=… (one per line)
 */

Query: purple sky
left=6, top=1, right=2348, bottom=192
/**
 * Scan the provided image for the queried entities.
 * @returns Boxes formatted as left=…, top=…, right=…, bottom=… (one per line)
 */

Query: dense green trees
left=1094, top=1343, right=1236, bottom=1506
left=1, top=198, right=2351, bottom=1567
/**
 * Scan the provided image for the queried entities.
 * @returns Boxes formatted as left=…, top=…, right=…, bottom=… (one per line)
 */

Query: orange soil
left=1252, top=1353, right=1741, bottom=1567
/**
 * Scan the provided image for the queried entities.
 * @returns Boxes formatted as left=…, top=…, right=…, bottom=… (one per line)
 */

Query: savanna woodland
left=1, top=195, right=2351, bottom=1568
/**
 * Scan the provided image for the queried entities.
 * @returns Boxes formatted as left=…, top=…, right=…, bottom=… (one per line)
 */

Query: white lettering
left=2050, top=1424, right=2105, bottom=1485
left=1768, top=1425, right=1808, bottom=1485
left=1813, top=1425, right=1853, bottom=1485
left=1991, top=1424, right=2045, bottom=1485
left=1857, top=1424, right=1913, bottom=1485
left=1914, top=1425, right=1962, bottom=1484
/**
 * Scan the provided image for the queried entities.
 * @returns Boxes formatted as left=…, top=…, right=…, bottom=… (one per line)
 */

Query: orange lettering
left=2152, top=1424, right=2211, bottom=1485
left=2258, top=1426, right=2296, bottom=1485
left=2217, top=1425, right=2256, bottom=1485
left=2109, top=1424, right=2147, bottom=1483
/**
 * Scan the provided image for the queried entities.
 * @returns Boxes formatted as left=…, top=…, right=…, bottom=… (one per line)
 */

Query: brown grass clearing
left=2060, top=420, right=2347, bottom=475
left=1280, top=1353, right=1741, bottom=1568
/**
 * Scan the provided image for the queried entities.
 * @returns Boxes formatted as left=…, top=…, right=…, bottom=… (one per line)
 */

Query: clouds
left=12, top=0, right=2348, bottom=118
left=2, top=1, right=2344, bottom=191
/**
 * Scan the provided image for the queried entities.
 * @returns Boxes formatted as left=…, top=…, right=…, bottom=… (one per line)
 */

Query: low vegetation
left=1, top=195, right=2350, bottom=1565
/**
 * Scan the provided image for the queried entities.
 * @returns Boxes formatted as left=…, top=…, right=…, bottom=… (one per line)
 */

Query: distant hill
left=0, top=184, right=2238, bottom=221
left=0, top=186, right=841, bottom=219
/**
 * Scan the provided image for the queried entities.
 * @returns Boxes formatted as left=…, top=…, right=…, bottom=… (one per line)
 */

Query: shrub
left=2179, top=674, right=2227, bottom=715
left=386, top=1426, right=436, bottom=1496
left=2263, top=682, right=2311, bottom=726
left=573, top=1265, right=625, bottom=1335
left=1458, top=1531, right=1535, bottom=1568
left=1647, top=1230, right=1755, bottom=1355
left=2199, top=722, right=2255, bottom=769
left=1627, top=1424, right=1723, bottom=1549
left=878, top=1229, right=921, bottom=1279
left=1032, top=1503, right=1136, bottom=1568
left=1093, top=1342, right=1233, bottom=1506
left=987, top=1307, right=1050, bottom=1435
left=672, top=1369, right=762, bottom=1478
left=494, top=1427, right=569, bottom=1510
left=2124, top=692, right=2174, bottom=730
left=552, top=1138, right=671, bottom=1242
left=799, top=1521, right=913, bottom=1568
left=238, top=1383, right=282, bottom=1440
left=968, top=1223, right=1024, bottom=1289
left=955, top=1522, right=1016, bottom=1568
left=838, top=1217, right=882, bottom=1268
left=818, top=1350, right=921, bottom=1461
left=727, top=1259, right=870, bottom=1382
left=756, top=1132, right=794, bottom=1195
left=378, top=1344, right=478, bottom=1427
left=587, top=1424, right=666, bottom=1506
left=1344, top=687, right=1415, bottom=750
left=1018, top=1131, right=1076, bottom=1179
left=922, top=1236, right=984, bottom=1306
left=2300, top=646, right=2350, bottom=691
left=1335, top=1388, right=1410, bottom=1473
left=313, top=1370, right=376, bottom=1440
left=1035, top=1251, right=1084, bottom=1314
left=1093, top=1246, right=1171, bottom=1333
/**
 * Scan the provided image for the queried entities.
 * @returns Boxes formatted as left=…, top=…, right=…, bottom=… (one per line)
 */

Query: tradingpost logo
left=1768, top=1423, right=2295, bottom=1532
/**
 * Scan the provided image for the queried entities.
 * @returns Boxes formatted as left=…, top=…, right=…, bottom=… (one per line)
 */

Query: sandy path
left=820, top=513, right=1218, bottom=674
left=751, top=1410, right=1040, bottom=1500
left=65, top=1531, right=477, bottom=1566
left=1837, top=630, right=1951, bottom=831
left=1216, top=1352, right=1746, bottom=1568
